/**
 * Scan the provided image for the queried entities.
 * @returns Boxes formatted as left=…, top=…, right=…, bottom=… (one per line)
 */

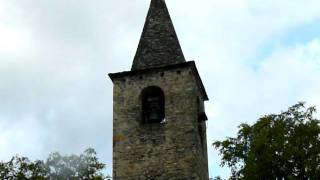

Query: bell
left=147, top=97, right=162, bottom=121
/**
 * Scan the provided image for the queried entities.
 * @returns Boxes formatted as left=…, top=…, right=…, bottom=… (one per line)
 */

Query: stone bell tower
left=109, top=0, right=209, bottom=179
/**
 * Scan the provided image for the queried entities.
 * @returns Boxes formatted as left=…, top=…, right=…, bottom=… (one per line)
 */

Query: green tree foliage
left=213, top=102, right=320, bottom=179
left=0, top=148, right=109, bottom=180
left=211, top=176, right=224, bottom=180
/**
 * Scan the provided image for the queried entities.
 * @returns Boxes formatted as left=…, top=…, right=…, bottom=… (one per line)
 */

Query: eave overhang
left=109, top=61, right=209, bottom=101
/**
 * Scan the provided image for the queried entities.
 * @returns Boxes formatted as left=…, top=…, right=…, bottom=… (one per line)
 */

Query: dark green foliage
left=212, top=176, right=224, bottom=180
left=0, top=148, right=108, bottom=180
left=213, top=102, right=320, bottom=179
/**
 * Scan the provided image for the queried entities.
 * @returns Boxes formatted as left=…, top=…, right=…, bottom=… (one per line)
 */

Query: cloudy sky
left=1, top=0, right=320, bottom=178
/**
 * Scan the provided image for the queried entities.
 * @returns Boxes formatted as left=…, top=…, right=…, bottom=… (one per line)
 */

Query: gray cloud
left=1, top=0, right=320, bottom=178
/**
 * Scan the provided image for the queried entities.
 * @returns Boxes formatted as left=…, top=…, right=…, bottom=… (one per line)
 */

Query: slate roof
left=131, top=0, right=185, bottom=70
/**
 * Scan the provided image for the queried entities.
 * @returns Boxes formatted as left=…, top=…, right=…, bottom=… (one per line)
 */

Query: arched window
left=141, top=86, right=165, bottom=124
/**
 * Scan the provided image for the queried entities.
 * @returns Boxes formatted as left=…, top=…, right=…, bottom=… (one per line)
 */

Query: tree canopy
left=213, top=102, right=320, bottom=179
left=0, top=148, right=110, bottom=180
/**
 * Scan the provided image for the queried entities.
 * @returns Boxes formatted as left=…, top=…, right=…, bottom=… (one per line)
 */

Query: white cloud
left=170, top=0, right=320, bottom=66
left=0, top=1, right=35, bottom=60
left=0, top=115, right=47, bottom=160
left=206, top=38, right=320, bottom=178
left=0, top=27, right=33, bottom=56
left=1, top=0, right=320, bottom=178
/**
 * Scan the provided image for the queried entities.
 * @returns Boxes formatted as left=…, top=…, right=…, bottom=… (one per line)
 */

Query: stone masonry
left=109, top=0, right=209, bottom=179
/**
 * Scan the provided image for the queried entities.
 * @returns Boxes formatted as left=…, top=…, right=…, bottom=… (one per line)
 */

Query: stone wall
left=112, top=66, right=209, bottom=179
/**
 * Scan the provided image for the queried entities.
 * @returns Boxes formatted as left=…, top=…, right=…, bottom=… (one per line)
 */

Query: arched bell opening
left=141, top=86, right=165, bottom=124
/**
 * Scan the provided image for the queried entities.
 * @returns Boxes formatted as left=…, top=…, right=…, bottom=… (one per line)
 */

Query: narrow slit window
left=197, top=97, right=208, bottom=122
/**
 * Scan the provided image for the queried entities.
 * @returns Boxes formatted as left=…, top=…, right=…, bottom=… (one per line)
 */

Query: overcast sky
left=1, top=0, right=320, bottom=178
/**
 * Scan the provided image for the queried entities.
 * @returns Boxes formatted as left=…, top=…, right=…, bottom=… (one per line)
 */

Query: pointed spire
left=131, top=0, right=186, bottom=70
